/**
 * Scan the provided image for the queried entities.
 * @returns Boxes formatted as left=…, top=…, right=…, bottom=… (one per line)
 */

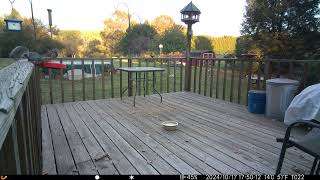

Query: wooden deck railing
left=0, top=61, right=42, bottom=174
left=40, top=57, right=185, bottom=104
left=189, top=58, right=320, bottom=105
left=39, top=57, right=319, bottom=105
left=189, top=57, right=258, bottom=105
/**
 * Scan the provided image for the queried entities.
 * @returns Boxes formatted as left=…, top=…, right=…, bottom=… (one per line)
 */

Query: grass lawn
left=40, top=59, right=257, bottom=105
left=0, top=58, right=15, bottom=70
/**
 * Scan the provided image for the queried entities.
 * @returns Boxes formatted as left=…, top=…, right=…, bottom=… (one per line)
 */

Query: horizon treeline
left=0, top=9, right=236, bottom=58
left=0, top=9, right=237, bottom=58
left=1, top=0, right=319, bottom=60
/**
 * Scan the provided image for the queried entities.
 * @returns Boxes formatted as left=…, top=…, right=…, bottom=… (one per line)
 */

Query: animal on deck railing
left=9, top=46, right=66, bottom=70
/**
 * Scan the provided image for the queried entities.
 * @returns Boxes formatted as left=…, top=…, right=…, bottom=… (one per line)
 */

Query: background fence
left=39, top=57, right=320, bottom=105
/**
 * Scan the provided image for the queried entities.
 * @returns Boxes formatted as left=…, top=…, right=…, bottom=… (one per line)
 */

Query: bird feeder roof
left=180, top=1, right=201, bottom=14
left=4, top=18, right=23, bottom=22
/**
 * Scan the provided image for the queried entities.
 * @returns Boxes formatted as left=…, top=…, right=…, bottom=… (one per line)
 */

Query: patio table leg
left=152, top=71, right=162, bottom=103
left=143, top=72, right=146, bottom=97
left=153, top=72, right=155, bottom=92
left=127, top=72, right=130, bottom=97
left=134, top=72, right=138, bottom=107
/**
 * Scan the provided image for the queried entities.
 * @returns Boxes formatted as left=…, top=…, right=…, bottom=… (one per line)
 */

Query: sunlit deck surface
left=41, top=92, right=313, bottom=175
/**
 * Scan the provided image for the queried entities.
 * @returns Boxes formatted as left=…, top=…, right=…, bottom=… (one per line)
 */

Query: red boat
left=38, top=60, right=66, bottom=69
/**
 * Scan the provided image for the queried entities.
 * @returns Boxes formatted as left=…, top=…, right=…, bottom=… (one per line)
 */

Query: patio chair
left=276, top=120, right=320, bottom=175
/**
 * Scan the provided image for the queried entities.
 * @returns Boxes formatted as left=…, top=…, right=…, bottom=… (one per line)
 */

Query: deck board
left=46, top=104, right=77, bottom=174
left=158, top=94, right=313, bottom=169
left=41, top=106, right=56, bottom=175
left=72, top=102, right=138, bottom=174
left=63, top=103, right=119, bottom=174
left=103, top=100, right=243, bottom=174
left=42, top=92, right=313, bottom=175
left=93, top=99, right=201, bottom=174
left=86, top=101, right=180, bottom=174
left=140, top=95, right=306, bottom=174
left=166, top=93, right=313, bottom=164
left=54, top=104, right=98, bottom=175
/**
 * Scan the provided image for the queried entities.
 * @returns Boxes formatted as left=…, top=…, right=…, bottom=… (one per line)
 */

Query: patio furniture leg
left=316, top=160, right=320, bottom=175
left=310, top=158, right=319, bottom=175
left=127, top=72, right=130, bottom=97
left=152, top=72, right=162, bottom=103
left=275, top=120, right=302, bottom=175
left=276, top=127, right=294, bottom=175
left=134, top=72, right=138, bottom=107
left=275, top=144, right=287, bottom=175
left=153, top=71, right=155, bottom=92
left=143, top=72, right=146, bottom=97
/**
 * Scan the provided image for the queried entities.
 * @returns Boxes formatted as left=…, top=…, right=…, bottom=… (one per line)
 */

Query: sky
left=0, top=0, right=247, bottom=37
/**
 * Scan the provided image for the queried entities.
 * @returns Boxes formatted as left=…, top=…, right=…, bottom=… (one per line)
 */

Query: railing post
left=264, top=59, right=270, bottom=88
left=82, top=59, right=86, bottom=101
left=92, top=60, right=96, bottom=100
left=60, top=59, right=64, bottom=103
left=71, top=59, right=75, bottom=102
left=237, top=59, right=244, bottom=104
left=11, top=119, right=21, bottom=174
left=101, top=59, right=105, bottom=99
left=48, top=68, right=53, bottom=104
left=246, top=59, right=253, bottom=106
left=230, top=59, right=236, bottom=102
left=184, top=24, right=192, bottom=91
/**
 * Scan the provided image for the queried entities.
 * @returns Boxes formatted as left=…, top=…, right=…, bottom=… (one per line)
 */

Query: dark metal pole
left=9, top=0, right=15, bottom=12
left=184, top=23, right=192, bottom=91
left=47, top=9, right=53, bottom=39
left=29, top=0, right=36, bottom=40
left=128, top=10, right=133, bottom=96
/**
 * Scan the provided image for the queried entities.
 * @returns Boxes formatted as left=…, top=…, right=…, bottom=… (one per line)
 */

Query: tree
left=58, top=30, right=83, bottom=57
left=151, top=15, right=175, bottom=35
left=285, top=0, right=320, bottom=35
left=235, top=35, right=254, bottom=56
left=240, top=0, right=320, bottom=59
left=159, top=25, right=186, bottom=54
left=193, top=35, right=213, bottom=51
left=212, top=36, right=237, bottom=55
left=101, top=10, right=131, bottom=56
left=0, top=9, right=62, bottom=57
left=119, top=23, right=156, bottom=56
left=83, top=39, right=104, bottom=58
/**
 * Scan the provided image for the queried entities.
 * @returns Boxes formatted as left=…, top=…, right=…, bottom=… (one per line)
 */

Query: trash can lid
left=248, top=90, right=266, bottom=94
left=266, top=78, right=299, bottom=85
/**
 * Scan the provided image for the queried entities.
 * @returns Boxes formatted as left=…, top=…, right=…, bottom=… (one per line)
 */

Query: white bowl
left=162, top=121, right=179, bottom=131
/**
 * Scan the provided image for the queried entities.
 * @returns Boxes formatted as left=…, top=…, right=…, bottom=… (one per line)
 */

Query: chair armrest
left=280, top=120, right=320, bottom=144
left=287, top=120, right=320, bottom=130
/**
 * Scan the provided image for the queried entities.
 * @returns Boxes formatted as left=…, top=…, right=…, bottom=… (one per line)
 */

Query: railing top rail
left=46, top=57, right=320, bottom=63
left=190, top=57, right=239, bottom=61
left=190, top=57, right=320, bottom=62
left=0, top=60, right=34, bottom=149
left=53, top=57, right=186, bottom=61
left=265, top=59, right=320, bottom=63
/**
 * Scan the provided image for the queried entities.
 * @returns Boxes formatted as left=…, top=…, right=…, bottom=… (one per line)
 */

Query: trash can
left=248, top=90, right=266, bottom=114
left=266, top=78, right=299, bottom=120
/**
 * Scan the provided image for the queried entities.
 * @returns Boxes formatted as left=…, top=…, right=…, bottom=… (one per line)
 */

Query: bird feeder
left=4, top=18, right=22, bottom=31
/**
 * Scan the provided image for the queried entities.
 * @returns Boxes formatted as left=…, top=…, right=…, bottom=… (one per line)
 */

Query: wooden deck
left=41, top=92, right=313, bottom=175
